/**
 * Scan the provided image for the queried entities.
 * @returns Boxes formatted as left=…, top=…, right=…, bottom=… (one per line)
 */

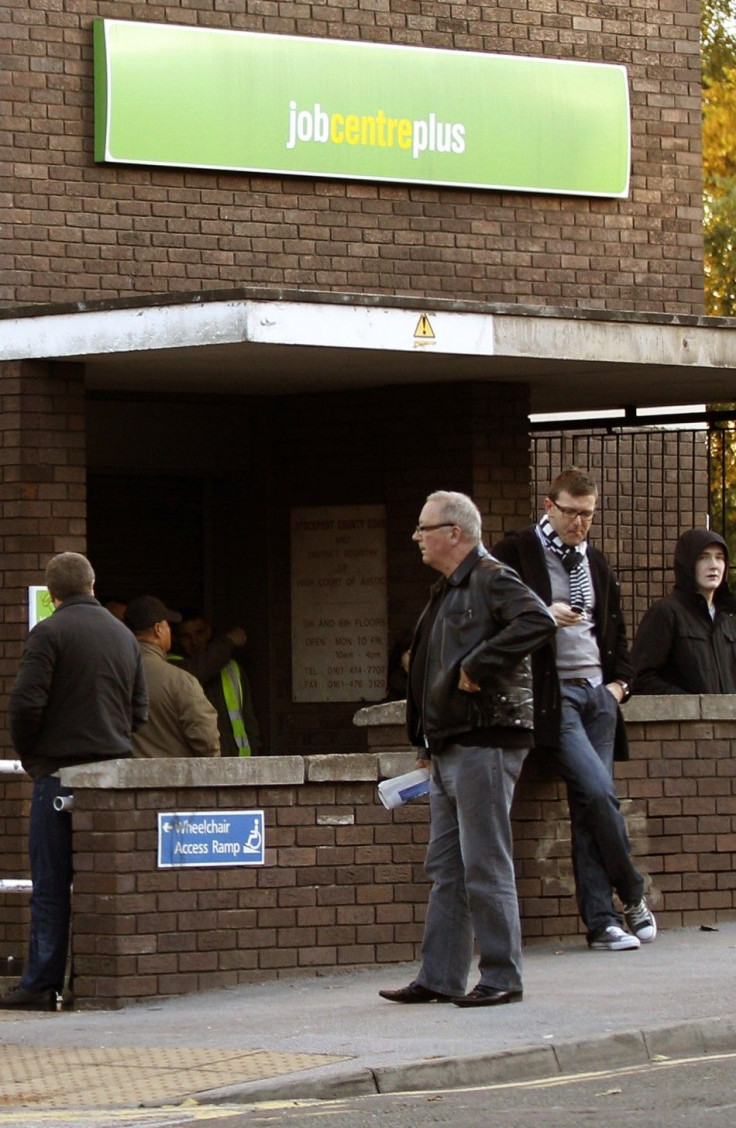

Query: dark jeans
left=555, top=683, right=644, bottom=934
left=20, top=775, right=73, bottom=994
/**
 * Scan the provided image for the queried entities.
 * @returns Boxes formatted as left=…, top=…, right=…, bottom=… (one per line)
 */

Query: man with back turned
left=1, top=552, right=147, bottom=1011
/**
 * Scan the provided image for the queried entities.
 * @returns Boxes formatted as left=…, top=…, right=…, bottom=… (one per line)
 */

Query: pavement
left=1, top=921, right=736, bottom=1114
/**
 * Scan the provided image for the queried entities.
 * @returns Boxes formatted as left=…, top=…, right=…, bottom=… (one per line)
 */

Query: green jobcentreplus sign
left=94, top=19, right=630, bottom=198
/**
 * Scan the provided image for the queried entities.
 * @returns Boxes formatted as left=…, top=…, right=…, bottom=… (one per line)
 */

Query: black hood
left=673, top=528, right=731, bottom=601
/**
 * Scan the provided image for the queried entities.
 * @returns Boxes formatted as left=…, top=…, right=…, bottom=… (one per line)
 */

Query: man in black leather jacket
left=380, top=491, right=555, bottom=1009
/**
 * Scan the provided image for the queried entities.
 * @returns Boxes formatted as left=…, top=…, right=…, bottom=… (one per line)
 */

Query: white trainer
left=588, top=924, right=641, bottom=951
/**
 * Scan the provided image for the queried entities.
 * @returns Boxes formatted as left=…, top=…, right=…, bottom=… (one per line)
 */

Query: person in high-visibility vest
left=169, top=609, right=261, bottom=756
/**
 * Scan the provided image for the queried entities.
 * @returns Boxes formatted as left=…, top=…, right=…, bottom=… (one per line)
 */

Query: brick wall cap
left=58, top=756, right=305, bottom=790
left=623, top=696, right=703, bottom=723
left=353, top=702, right=405, bottom=727
left=623, top=695, right=736, bottom=723
left=304, top=754, right=378, bottom=782
left=358, top=695, right=736, bottom=729
left=378, top=751, right=419, bottom=779
left=698, top=695, right=736, bottom=721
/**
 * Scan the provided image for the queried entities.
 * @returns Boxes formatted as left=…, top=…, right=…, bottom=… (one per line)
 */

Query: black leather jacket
left=406, top=546, right=556, bottom=749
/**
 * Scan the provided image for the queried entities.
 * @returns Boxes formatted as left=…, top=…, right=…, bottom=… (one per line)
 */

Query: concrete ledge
left=623, top=695, right=702, bottom=722
left=353, top=701, right=405, bottom=727
left=304, top=753, right=379, bottom=782
left=377, top=751, right=418, bottom=778
left=357, top=696, right=736, bottom=727
left=59, top=751, right=420, bottom=789
left=59, top=756, right=306, bottom=789
left=304, top=751, right=419, bottom=781
left=699, top=696, right=736, bottom=720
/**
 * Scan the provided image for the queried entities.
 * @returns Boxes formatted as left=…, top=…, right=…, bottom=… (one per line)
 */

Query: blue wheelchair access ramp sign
left=158, top=810, right=264, bottom=868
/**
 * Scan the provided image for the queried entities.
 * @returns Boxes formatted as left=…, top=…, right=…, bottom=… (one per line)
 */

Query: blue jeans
left=555, top=683, right=644, bottom=934
left=416, top=742, right=528, bottom=996
left=20, top=776, right=73, bottom=994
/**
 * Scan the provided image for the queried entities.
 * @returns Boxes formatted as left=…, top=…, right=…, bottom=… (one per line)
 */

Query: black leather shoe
left=452, top=985, right=523, bottom=1008
left=379, top=982, right=453, bottom=1004
left=0, top=985, right=58, bottom=1011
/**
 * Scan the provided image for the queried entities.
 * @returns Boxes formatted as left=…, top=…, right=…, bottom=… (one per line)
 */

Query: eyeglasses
left=552, top=501, right=595, bottom=521
left=414, top=523, right=455, bottom=534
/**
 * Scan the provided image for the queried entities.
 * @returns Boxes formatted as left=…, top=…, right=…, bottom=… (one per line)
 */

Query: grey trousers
left=416, top=742, right=528, bottom=996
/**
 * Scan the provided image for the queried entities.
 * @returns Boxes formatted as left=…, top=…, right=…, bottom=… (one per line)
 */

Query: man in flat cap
left=124, top=596, right=220, bottom=758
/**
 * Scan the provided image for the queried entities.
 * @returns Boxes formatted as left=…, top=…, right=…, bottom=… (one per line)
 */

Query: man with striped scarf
left=493, top=467, right=656, bottom=952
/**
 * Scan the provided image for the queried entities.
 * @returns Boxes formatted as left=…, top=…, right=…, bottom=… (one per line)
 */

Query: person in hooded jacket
left=632, top=528, right=736, bottom=695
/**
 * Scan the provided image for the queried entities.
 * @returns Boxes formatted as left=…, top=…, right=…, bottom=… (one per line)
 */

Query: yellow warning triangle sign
left=414, top=314, right=435, bottom=340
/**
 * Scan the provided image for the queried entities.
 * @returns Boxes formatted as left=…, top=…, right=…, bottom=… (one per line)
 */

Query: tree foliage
left=702, top=0, right=736, bottom=84
left=702, top=0, right=736, bottom=313
left=702, top=5, right=736, bottom=570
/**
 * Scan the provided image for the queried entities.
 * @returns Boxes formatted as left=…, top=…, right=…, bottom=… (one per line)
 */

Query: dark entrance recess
left=86, top=473, right=206, bottom=611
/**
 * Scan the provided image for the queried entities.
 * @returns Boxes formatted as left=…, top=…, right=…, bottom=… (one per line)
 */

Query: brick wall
left=367, top=698, right=736, bottom=941
left=2, top=0, right=704, bottom=313
left=9, top=696, right=725, bottom=1008
left=0, top=358, right=87, bottom=961
left=0, top=360, right=87, bottom=733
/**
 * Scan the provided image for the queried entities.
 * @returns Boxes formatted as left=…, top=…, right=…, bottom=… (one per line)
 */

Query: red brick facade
left=4, top=697, right=735, bottom=1005
left=0, top=0, right=721, bottom=1005
left=2, top=1, right=703, bottom=313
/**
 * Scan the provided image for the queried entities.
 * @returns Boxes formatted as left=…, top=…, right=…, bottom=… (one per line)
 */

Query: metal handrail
left=0, top=760, right=31, bottom=893
left=0, top=760, right=26, bottom=776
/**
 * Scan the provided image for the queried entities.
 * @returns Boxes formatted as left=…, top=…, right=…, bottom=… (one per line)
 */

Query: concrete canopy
left=2, top=289, right=735, bottom=413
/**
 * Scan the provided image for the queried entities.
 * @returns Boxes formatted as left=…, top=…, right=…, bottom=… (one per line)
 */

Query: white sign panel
left=291, top=504, right=388, bottom=702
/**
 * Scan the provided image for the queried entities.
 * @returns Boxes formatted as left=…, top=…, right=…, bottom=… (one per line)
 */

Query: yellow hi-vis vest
left=221, top=660, right=251, bottom=757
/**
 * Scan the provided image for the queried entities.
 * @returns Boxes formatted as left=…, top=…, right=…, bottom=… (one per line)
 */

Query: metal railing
left=0, top=760, right=32, bottom=894
left=531, top=419, right=735, bottom=631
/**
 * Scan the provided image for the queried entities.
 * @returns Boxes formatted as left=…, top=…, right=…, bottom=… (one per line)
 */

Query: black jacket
left=491, top=526, right=634, bottom=760
left=9, top=594, right=148, bottom=778
left=406, top=545, right=555, bottom=749
left=632, top=528, right=736, bottom=695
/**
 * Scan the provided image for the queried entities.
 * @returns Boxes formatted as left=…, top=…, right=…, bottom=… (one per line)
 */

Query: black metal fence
left=531, top=422, right=734, bottom=632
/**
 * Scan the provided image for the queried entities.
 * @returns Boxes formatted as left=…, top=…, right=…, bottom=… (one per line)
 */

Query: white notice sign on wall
left=291, top=504, right=388, bottom=703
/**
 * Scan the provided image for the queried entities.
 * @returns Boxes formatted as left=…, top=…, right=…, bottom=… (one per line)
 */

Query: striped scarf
left=539, top=516, right=592, bottom=612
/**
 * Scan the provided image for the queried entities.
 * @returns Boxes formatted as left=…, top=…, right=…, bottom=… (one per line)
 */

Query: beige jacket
left=132, top=642, right=220, bottom=758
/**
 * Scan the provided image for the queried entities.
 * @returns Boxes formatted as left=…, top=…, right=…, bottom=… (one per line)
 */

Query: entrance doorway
left=86, top=473, right=206, bottom=611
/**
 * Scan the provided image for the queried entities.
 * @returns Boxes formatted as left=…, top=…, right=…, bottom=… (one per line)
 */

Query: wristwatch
left=615, top=679, right=631, bottom=703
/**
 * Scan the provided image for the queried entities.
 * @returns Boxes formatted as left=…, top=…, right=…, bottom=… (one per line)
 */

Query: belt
left=560, top=677, right=590, bottom=687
